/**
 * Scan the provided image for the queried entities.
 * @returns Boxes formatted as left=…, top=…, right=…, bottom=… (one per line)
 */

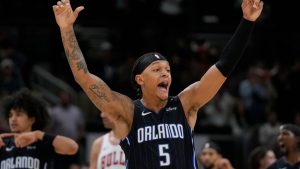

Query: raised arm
left=179, top=0, right=264, bottom=129
left=52, top=0, right=134, bottom=138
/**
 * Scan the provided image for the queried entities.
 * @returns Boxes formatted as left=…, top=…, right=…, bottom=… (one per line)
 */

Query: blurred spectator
left=258, top=111, right=281, bottom=148
left=249, top=146, right=276, bottom=169
left=49, top=91, right=86, bottom=169
left=0, top=58, right=25, bottom=97
left=197, top=141, right=234, bottom=169
left=238, top=65, right=271, bottom=125
left=199, top=86, right=239, bottom=135
left=0, top=35, right=29, bottom=83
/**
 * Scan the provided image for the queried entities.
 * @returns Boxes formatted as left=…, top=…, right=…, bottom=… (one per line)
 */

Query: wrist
left=60, top=26, right=74, bottom=32
left=241, top=17, right=255, bottom=24
left=42, top=133, right=57, bottom=145
left=242, top=15, right=256, bottom=22
left=34, top=130, right=44, bottom=141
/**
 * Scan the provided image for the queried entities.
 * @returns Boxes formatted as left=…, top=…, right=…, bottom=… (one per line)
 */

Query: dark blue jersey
left=120, top=96, right=198, bottom=169
left=267, top=157, right=300, bottom=169
left=0, top=136, right=55, bottom=169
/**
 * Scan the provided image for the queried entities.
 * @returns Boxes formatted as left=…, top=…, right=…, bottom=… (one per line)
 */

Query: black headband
left=131, top=52, right=167, bottom=87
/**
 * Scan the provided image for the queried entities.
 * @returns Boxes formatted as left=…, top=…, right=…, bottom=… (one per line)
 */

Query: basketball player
left=197, top=141, right=234, bottom=169
left=89, top=112, right=125, bottom=169
left=52, top=0, right=263, bottom=168
left=267, top=124, right=300, bottom=169
left=0, top=88, right=79, bottom=169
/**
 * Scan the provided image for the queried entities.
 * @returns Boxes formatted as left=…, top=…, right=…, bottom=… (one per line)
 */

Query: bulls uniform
left=120, top=96, right=198, bottom=169
left=0, top=136, right=55, bottom=169
left=97, top=133, right=126, bottom=169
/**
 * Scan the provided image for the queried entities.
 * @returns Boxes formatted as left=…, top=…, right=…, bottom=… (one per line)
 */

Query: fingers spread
left=74, top=6, right=85, bottom=14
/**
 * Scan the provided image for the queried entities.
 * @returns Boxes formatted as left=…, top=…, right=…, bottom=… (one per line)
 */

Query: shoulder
left=91, top=134, right=106, bottom=150
left=267, top=159, right=282, bottom=169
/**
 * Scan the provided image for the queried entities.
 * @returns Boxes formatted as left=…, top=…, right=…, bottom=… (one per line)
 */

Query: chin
left=159, top=94, right=169, bottom=101
left=280, top=148, right=287, bottom=155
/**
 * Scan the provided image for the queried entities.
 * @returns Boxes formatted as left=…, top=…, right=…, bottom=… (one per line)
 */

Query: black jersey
left=120, top=96, right=198, bottom=169
left=0, top=136, right=55, bottom=169
left=267, top=157, right=300, bottom=169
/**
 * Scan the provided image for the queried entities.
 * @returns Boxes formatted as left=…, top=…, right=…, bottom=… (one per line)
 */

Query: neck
left=141, top=97, right=167, bottom=113
left=108, top=131, right=120, bottom=145
left=284, top=152, right=300, bottom=164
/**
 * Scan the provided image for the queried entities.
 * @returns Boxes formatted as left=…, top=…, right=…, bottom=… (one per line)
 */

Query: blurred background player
left=0, top=88, right=78, bottom=169
left=267, top=124, right=300, bottom=169
left=89, top=111, right=125, bottom=169
left=197, top=141, right=234, bottom=169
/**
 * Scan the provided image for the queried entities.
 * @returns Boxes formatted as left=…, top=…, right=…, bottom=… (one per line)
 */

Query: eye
left=153, top=68, right=160, bottom=72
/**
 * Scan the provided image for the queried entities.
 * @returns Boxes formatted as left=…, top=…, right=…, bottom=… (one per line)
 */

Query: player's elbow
left=74, top=73, right=90, bottom=86
left=64, top=140, right=79, bottom=155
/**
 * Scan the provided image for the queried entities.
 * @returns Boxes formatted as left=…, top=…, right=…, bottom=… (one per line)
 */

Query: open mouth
left=278, top=142, right=285, bottom=149
left=10, top=124, right=17, bottom=128
left=158, top=82, right=168, bottom=92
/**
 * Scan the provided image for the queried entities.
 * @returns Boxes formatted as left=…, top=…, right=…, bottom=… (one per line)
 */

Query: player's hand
left=14, top=132, right=39, bottom=148
left=0, top=133, right=17, bottom=148
left=215, top=158, right=234, bottom=169
left=242, top=0, right=264, bottom=21
left=52, top=0, right=84, bottom=29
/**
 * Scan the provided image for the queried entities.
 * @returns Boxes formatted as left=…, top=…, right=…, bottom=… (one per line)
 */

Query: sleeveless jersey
left=267, top=157, right=300, bottom=169
left=120, top=96, right=198, bottom=169
left=0, top=136, right=55, bottom=169
left=97, top=133, right=126, bottom=169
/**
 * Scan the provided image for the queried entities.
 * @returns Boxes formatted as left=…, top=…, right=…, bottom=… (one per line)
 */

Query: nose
left=161, top=69, right=170, bottom=77
left=100, top=111, right=106, bottom=118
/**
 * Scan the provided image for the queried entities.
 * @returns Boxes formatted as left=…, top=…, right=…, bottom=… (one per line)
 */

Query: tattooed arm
left=52, top=0, right=134, bottom=138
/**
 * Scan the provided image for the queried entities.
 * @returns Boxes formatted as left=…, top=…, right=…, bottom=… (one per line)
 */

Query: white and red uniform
left=97, top=133, right=126, bottom=169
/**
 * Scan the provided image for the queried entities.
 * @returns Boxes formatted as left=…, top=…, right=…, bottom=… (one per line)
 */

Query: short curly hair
left=1, top=88, right=50, bottom=130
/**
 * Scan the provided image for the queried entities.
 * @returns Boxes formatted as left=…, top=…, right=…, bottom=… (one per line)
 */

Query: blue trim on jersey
left=190, top=129, right=197, bottom=169
left=126, top=137, right=131, bottom=145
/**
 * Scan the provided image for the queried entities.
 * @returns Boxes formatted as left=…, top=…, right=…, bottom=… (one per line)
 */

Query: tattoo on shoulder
left=89, top=84, right=110, bottom=103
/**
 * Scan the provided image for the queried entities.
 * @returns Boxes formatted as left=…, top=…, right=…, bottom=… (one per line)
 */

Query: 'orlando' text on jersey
left=0, top=137, right=55, bottom=169
left=120, top=96, right=198, bottom=169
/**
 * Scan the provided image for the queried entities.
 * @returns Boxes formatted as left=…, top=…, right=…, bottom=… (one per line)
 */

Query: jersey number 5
left=158, top=144, right=170, bottom=166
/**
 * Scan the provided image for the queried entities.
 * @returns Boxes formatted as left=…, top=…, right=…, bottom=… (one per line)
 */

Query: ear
left=135, top=74, right=144, bottom=86
left=30, top=117, right=36, bottom=126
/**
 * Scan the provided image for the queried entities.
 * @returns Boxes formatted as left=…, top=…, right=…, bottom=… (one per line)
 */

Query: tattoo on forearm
left=76, top=61, right=88, bottom=73
left=62, top=30, right=88, bottom=73
left=89, top=84, right=110, bottom=103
